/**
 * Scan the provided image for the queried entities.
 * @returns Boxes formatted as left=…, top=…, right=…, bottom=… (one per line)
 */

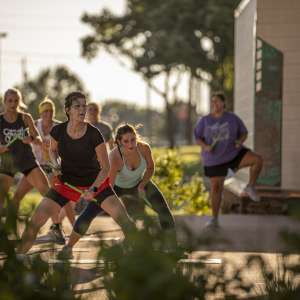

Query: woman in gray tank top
left=109, top=124, right=176, bottom=242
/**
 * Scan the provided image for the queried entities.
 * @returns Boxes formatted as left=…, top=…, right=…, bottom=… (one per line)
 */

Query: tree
left=81, top=0, right=239, bottom=147
left=16, top=65, right=88, bottom=120
left=101, top=100, right=165, bottom=145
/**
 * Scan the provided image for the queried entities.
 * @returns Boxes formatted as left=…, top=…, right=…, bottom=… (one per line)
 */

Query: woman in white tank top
left=109, top=124, right=176, bottom=245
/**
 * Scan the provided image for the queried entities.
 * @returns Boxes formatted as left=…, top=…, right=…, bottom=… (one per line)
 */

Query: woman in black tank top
left=0, top=88, right=50, bottom=214
left=18, top=91, right=135, bottom=256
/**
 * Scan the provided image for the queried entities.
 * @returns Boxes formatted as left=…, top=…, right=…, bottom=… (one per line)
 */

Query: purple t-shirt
left=194, top=112, right=248, bottom=167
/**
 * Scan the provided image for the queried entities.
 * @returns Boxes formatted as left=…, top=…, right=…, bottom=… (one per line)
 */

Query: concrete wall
left=234, top=0, right=257, bottom=149
left=234, top=0, right=257, bottom=181
left=256, top=0, right=300, bottom=189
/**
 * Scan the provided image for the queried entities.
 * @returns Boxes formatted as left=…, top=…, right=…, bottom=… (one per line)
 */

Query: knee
left=255, top=154, right=263, bottom=168
left=73, top=220, right=88, bottom=236
left=73, top=213, right=94, bottom=235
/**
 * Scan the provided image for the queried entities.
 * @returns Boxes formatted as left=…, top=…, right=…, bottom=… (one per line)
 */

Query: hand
left=137, top=183, right=145, bottom=196
left=203, top=144, right=213, bottom=152
left=52, top=168, right=62, bottom=177
left=81, top=189, right=95, bottom=201
left=22, top=136, right=33, bottom=144
left=41, top=139, right=50, bottom=151
left=235, top=140, right=242, bottom=148
left=0, top=145, right=9, bottom=154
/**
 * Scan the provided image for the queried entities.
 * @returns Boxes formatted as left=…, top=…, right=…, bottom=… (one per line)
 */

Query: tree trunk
left=164, top=72, right=175, bottom=148
left=185, top=73, right=194, bottom=145
left=165, top=101, right=175, bottom=148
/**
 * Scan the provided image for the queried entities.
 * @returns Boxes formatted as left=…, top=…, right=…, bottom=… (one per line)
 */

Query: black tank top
left=0, top=113, right=36, bottom=171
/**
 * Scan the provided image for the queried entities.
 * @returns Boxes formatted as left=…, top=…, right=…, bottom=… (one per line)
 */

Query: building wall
left=234, top=0, right=257, bottom=181
left=234, top=0, right=257, bottom=149
left=257, top=0, right=300, bottom=189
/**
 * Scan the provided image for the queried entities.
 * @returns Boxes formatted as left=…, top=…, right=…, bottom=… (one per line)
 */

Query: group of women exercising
left=0, top=88, right=263, bottom=258
left=0, top=88, right=175, bottom=258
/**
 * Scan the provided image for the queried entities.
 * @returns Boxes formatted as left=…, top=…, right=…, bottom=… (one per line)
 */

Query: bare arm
left=108, top=138, right=114, bottom=150
left=235, top=132, right=248, bottom=148
left=91, top=143, right=110, bottom=189
left=195, top=138, right=212, bottom=152
left=23, top=113, right=42, bottom=146
left=49, top=136, right=61, bottom=171
left=108, top=150, right=122, bottom=186
left=138, top=143, right=155, bottom=189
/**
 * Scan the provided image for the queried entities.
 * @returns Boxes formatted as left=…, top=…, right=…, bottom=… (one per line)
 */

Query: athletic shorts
left=204, top=148, right=249, bottom=178
left=0, top=157, right=38, bottom=178
left=45, top=177, right=115, bottom=207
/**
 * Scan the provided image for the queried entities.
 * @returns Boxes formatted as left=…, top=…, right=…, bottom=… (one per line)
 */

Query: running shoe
left=204, top=218, right=220, bottom=231
left=242, top=185, right=260, bottom=202
left=48, top=223, right=66, bottom=245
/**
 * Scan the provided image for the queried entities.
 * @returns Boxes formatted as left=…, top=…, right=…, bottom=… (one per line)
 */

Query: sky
left=0, top=0, right=209, bottom=113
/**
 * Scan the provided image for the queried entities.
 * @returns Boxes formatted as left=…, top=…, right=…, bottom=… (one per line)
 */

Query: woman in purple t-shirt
left=194, top=92, right=263, bottom=229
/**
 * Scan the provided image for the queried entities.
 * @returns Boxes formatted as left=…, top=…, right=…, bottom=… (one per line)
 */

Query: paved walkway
left=9, top=214, right=300, bottom=299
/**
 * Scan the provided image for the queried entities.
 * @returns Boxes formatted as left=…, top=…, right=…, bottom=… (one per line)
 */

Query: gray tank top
left=115, top=146, right=147, bottom=188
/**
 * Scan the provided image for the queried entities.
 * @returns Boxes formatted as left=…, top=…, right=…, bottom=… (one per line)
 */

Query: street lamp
left=0, top=32, right=8, bottom=95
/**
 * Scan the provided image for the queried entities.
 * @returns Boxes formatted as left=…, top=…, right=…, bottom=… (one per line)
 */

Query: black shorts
left=204, top=148, right=249, bottom=178
left=45, top=185, right=115, bottom=208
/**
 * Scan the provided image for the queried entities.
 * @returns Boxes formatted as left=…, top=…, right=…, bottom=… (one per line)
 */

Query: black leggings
left=114, top=181, right=175, bottom=231
left=73, top=201, right=104, bottom=235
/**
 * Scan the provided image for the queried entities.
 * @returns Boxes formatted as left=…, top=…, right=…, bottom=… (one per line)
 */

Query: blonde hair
left=4, top=88, right=27, bottom=111
left=38, top=96, right=56, bottom=116
left=87, top=102, right=101, bottom=113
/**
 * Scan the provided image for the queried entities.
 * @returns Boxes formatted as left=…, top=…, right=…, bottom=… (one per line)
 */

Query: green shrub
left=153, top=150, right=210, bottom=215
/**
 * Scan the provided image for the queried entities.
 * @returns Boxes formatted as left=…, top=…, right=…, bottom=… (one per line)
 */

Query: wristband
left=89, top=186, right=98, bottom=193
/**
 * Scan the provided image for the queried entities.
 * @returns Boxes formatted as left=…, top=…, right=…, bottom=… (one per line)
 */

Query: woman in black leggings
left=109, top=124, right=175, bottom=239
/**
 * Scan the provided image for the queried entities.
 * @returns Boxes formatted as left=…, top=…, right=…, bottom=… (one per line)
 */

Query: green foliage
left=153, top=150, right=210, bottom=214
left=16, top=65, right=88, bottom=120
left=101, top=223, right=198, bottom=300
left=80, top=0, right=240, bottom=146
left=0, top=203, right=78, bottom=300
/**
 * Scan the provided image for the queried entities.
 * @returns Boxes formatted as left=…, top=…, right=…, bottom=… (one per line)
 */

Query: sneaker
left=58, top=246, right=73, bottom=260
left=48, top=224, right=66, bottom=245
left=204, top=218, right=220, bottom=230
left=242, top=185, right=260, bottom=202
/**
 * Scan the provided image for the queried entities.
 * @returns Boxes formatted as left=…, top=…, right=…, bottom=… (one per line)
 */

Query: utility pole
left=0, top=32, right=8, bottom=95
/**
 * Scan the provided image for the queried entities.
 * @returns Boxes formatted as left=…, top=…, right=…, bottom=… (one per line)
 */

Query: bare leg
left=0, top=174, right=14, bottom=214
left=101, top=195, right=135, bottom=231
left=58, top=201, right=75, bottom=226
left=209, top=177, right=225, bottom=220
left=12, top=175, right=33, bottom=214
left=25, top=167, right=60, bottom=224
left=65, top=195, right=135, bottom=251
left=237, top=151, right=263, bottom=186
left=18, top=197, right=61, bottom=254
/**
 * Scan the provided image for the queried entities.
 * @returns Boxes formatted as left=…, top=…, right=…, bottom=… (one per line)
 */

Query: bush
left=0, top=202, right=78, bottom=300
left=153, top=150, right=210, bottom=215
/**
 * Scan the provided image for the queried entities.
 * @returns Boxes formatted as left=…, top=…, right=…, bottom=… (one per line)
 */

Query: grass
left=17, top=190, right=41, bottom=216
left=15, top=145, right=203, bottom=216
left=153, top=145, right=202, bottom=177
